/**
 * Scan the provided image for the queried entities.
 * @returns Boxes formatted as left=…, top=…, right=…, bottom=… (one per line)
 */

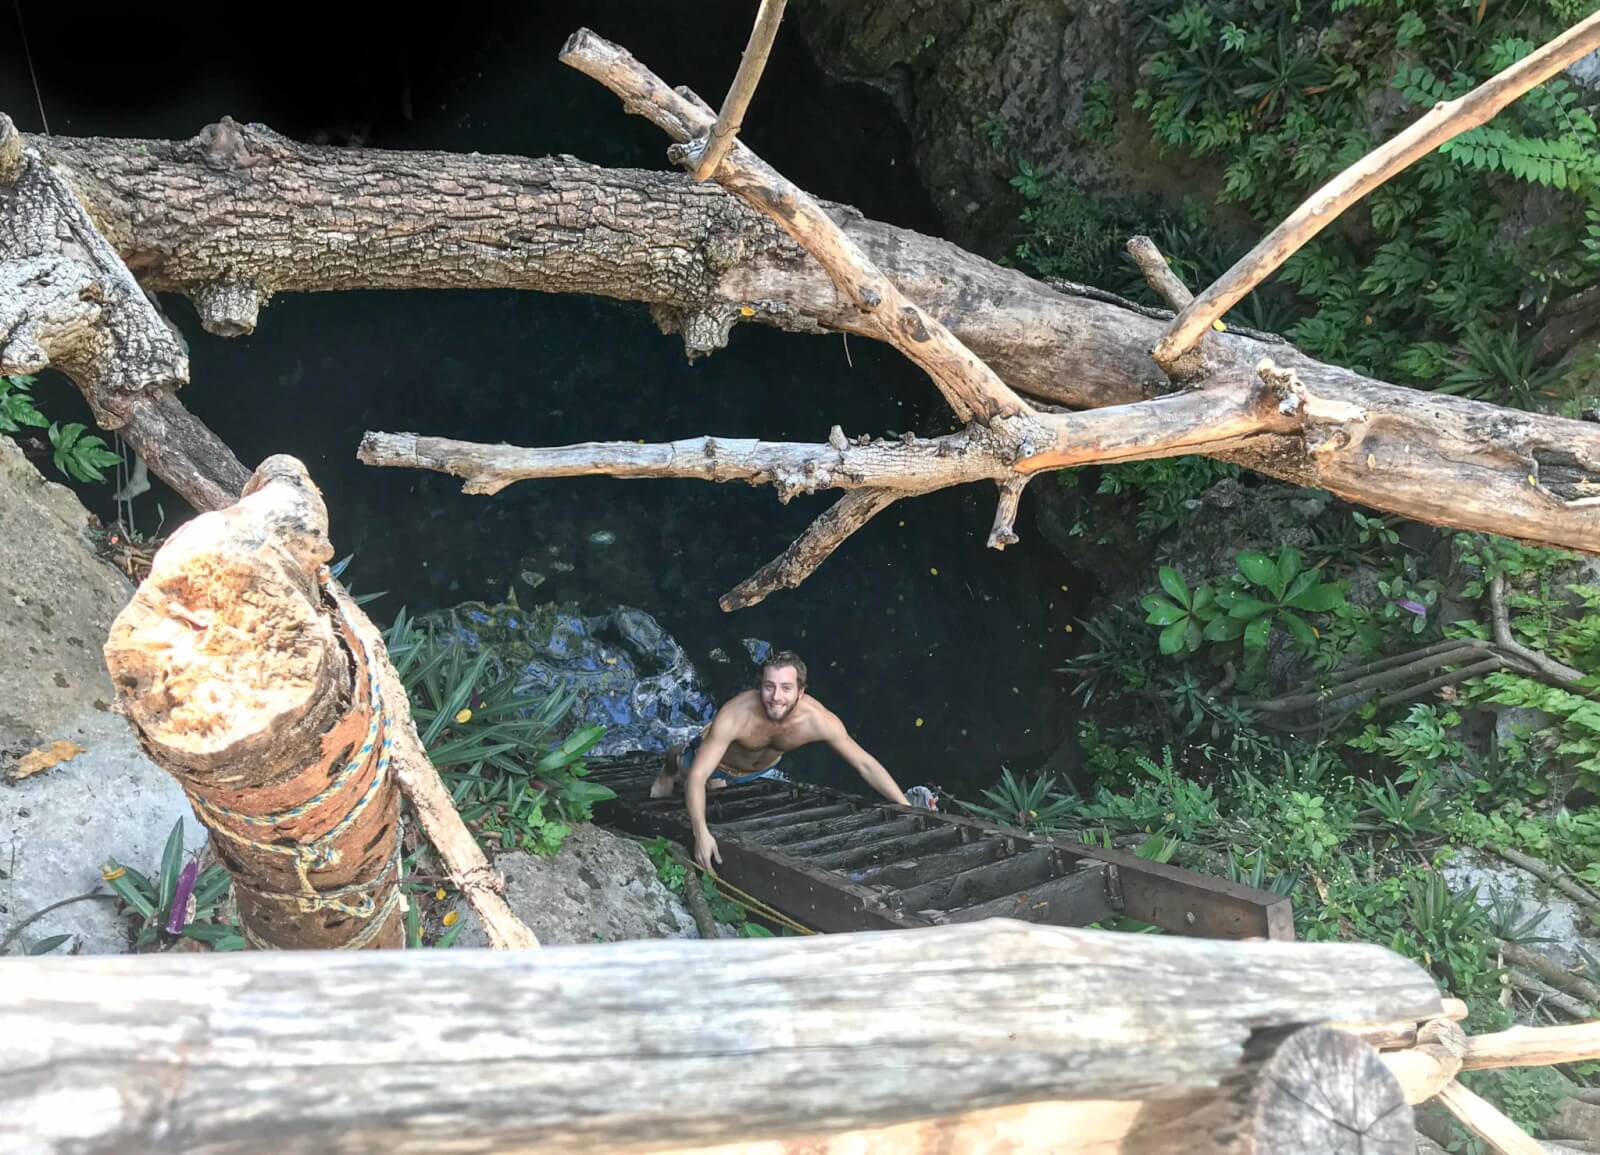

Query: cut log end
left=1252, top=1026, right=1414, bottom=1153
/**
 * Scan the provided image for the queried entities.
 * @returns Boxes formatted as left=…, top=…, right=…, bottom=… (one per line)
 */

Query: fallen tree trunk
left=0, top=920, right=1434, bottom=1153
left=6, top=106, right=1598, bottom=578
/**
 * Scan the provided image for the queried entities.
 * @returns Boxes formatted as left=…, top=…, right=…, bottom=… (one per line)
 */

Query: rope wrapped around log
left=104, top=456, right=406, bottom=950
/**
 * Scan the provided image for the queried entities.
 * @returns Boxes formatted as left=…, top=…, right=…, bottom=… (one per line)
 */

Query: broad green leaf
left=1226, top=595, right=1275, bottom=621
left=1286, top=582, right=1345, bottom=612
left=1236, top=551, right=1280, bottom=593
left=1159, top=620, right=1189, bottom=655
left=1190, top=584, right=1217, bottom=618
left=1142, top=595, right=1187, bottom=626
left=1204, top=616, right=1246, bottom=642
left=1158, top=566, right=1191, bottom=608
left=1244, top=616, right=1273, bottom=651
left=1277, top=547, right=1303, bottom=589
left=1284, top=569, right=1321, bottom=606
left=1184, top=619, right=1203, bottom=653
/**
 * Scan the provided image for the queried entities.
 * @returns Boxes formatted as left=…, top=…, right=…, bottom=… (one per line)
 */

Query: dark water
left=2, top=3, right=1093, bottom=797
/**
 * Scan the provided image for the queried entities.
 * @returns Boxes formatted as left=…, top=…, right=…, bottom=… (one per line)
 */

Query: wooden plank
left=717, top=803, right=856, bottom=832
left=0, top=921, right=1437, bottom=1153
left=742, top=807, right=898, bottom=846
left=1090, top=850, right=1296, bottom=941
left=887, top=845, right=1062, bottom=915
left=846, top=837, right=1009, bottom=890
left=597, top=800, right=909, bottom=933
left=810, top=826, right=963, bottom=871
left=642, top=781, right=779, bottom=811
left=709, top=794, right=825, bottom=823
left=773, top=816, right=923, bottom=860
left=943, top=862, right=1115, bottom=927
left=902, top=808, right=1293, bottom=940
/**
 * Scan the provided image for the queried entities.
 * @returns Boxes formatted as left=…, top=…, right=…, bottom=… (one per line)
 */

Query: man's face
left=761, top=665, right=803, bottom=721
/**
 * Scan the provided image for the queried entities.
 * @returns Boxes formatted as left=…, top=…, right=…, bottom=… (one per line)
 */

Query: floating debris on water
left=550, top=561, right=575, bottom=574
left=520, top=570, right=546, bottom=589
left=742, top=637, right=772, bottom=665
left=588, top=529, right=616, bottom=546
left=708, top=647, right=730, bottom=664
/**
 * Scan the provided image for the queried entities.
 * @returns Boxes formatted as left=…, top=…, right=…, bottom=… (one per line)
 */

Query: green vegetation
left=100, top=817, right=246, bottom=952
left=1, top=374, right=121, bottom=483
left=386, top=608, right=610, bottom=859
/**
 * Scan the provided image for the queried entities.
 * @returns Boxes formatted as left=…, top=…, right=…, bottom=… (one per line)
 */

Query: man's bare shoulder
left=794, top=696, right=844, bottom=738
left=715, top=689, right=764, bottom=726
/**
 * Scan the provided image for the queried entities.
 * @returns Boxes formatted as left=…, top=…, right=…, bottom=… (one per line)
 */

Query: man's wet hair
left=760, top=650, right=807, bottom=689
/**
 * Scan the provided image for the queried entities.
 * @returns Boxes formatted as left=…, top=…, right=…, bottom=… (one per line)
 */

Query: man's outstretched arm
left=824, top=723, right=911, bottom=807
left=684, top=713, right=737, bottom=872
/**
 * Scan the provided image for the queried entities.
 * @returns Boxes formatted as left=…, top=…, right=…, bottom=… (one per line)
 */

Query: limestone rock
left=0, top=436, right=205, bottom=956
left=449, top=826, right=701, bottom=948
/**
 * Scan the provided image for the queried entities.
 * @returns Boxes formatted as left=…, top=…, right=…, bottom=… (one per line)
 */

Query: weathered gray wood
left=848, top=836, right=1009, bottom=889
left=717, top=803, right=856, bottom=833
left=888, top=845, right=1062, bottom=914
left=1249, top=1026, right=1414, bottom=1150
left=809, top=825, right=962, bottom=871
left=774, top=816, right=923, bottom=859
left=0, top=921, right=1437, bottom=1153
left=740, top=806, right=897, bottom=846
left=943, top=862, right=1116, bottom=927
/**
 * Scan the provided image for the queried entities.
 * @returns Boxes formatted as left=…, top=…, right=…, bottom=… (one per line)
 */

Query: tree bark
left=103, top=455, right=405, bottom=950
left=15, top=113, right=1600, bottom=559
left=0, top=920, right=1433, bottom=1153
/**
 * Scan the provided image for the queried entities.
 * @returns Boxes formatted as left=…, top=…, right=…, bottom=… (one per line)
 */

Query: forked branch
left=559, top=28, right=1031, bottom=426
left=689, top=0, right=788, bottom=182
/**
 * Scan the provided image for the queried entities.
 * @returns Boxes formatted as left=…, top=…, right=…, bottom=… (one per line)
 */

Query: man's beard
left=764, top=699, right=795, bottom=721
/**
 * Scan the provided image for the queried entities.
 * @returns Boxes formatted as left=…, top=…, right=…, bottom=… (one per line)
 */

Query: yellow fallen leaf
left=1366, top=453, right=1376, bottom=470
left=11, top=740, right=85, bottom=781
left=435, top=888, right=447, bottom=901
left=1528, top=474, right=1538, bottom=487
left=1064, top=624, right=1074, bottom=633
left=1212, top=319, right=1227, bottom=332
left=739, top=305, right=755, bottom=317
left=443, top=911, right=460, bottom=928
left=929, top=567, right=938, bottom=576
left=914, top=717, right=924, bottom=728
left=454, top=708, right=473, bottom=724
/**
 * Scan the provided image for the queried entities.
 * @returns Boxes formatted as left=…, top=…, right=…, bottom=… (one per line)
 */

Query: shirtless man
left=649, top=650, right=912, bottom=872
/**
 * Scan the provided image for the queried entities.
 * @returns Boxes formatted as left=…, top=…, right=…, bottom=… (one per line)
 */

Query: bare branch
left=357, top=427, right=1014, bottom=497
left=1127, top=236, right=1193, bottom=312
left=988, top=477, right=1028, bottom=550
left=560, top=27, right=1032, bottom=426
left=1435, top=1080, right=1546, bottom=1155
left=720, top=488, right=904, bottom=611
left=1154, top=10, right=1600, bottom=366
left=1490, top=572, right=1588, bottom=685
left=690, top=0, right=787, bottom=182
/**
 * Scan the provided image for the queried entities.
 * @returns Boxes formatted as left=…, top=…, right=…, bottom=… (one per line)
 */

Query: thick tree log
left=0, top=921, right=1433, bottom=1153
left=103, top=455, right=404, bottom=950
left=18, top=114, right=1600, bottom=555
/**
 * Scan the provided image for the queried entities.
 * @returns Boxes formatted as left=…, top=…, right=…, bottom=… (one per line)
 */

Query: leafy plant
left=386, top=610, right=609, bottom=856
left=47, top=421, right=121, bottom=484
left=957, top=767, right=1079, bottom=833
left=0, top=374, right=47, bottom=434
left=100, top=818, right=245, bottom=951
left=1348, top=705, right=1467, bottom=780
